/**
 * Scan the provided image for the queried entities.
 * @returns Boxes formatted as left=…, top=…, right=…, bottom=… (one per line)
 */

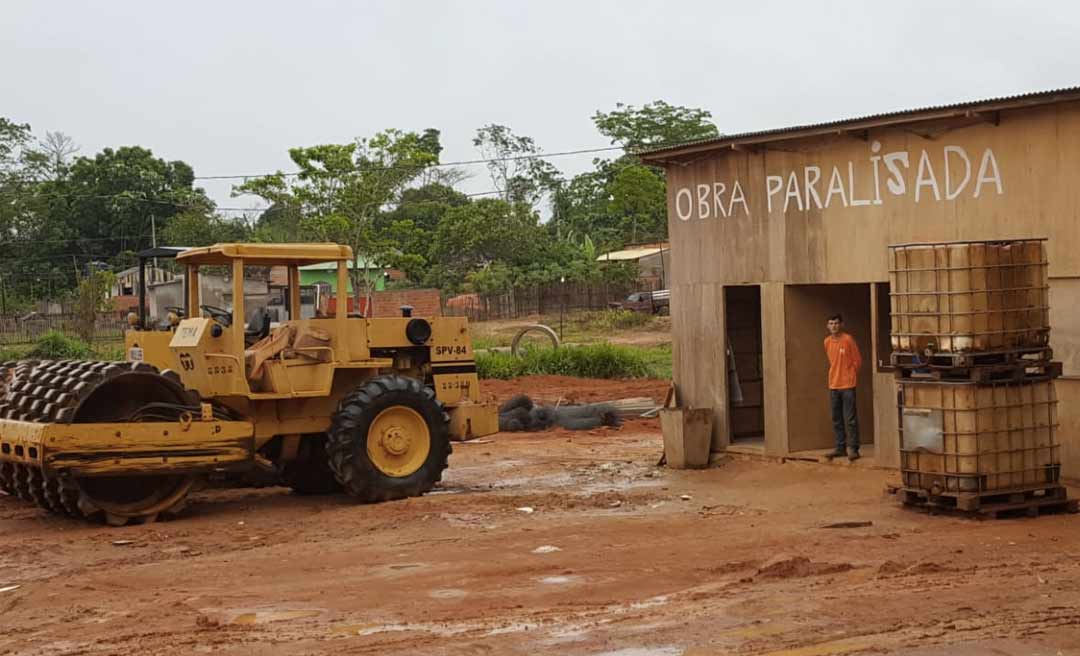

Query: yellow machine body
left=124, top=329, right=175, bottom=372
left=0, top=243, right=497, bottom=525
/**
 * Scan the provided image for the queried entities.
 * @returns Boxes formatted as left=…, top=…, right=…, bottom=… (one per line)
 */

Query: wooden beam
left=730, top=143, right=762, bottom=153
left=336, top=259, right=350, bottom=360
left=287, top=265, right=301, bottom=321
left=965, top=109, right=1001, bottom=126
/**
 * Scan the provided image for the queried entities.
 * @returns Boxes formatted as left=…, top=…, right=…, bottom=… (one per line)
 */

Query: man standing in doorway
left=824, top=314, right=862, bottom=461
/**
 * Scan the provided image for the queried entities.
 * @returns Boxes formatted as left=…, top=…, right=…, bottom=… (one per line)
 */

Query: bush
left=25, top=331, right=94, bottom=360
left=476, top=342, right=658, bottom=380
left=583, top=309, right=652, bottom=331
left=93, top=342, right=126, bottom=361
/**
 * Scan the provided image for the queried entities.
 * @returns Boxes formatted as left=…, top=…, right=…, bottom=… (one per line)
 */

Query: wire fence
left=0, top=313, right=128, bottom=345
left=442, top=281, right=650, bottom=322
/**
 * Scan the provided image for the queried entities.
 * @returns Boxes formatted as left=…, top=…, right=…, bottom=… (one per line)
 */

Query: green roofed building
left=298, top=256, right=388, bottom=292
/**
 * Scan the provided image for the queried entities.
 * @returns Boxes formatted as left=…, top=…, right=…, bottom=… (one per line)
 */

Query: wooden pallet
left=894, top=361, right=1061, bottom=382
left=901, top=484, right=1078, bottom=519
left=891, top=346, right=1053, bottom=370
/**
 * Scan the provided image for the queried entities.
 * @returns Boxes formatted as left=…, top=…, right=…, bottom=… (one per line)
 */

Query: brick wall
left=370, top=288, right=442, bottom=317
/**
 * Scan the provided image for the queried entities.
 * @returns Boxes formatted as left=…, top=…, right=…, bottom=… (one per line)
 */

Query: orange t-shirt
left=824, top=333, right=862, bottom=390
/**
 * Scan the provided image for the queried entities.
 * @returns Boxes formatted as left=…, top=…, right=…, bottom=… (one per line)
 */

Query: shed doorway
left=783, top=284, right=875, bottom=459
left=724, top=286, right=765, bottom=448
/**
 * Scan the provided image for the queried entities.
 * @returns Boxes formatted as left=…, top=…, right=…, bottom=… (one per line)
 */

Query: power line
left=0, top=136, right=681, bottom=212
left=0, top=186, right=508, bottom=217
left=0, top=234, right=151, bottom=246
left=191, top=145, right=629, bottom=181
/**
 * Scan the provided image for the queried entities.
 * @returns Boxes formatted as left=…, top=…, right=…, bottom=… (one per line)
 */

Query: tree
left=606, top=164, right=667, bottom=243
left=234, top=129, right=441, bottom=305
left=427, top=199, right=542, bottom=292
left=51, top=146, right=212, bottom=254
left=73, top=270, right=115, bottom=342
left=161, top=210, right=252, bottom=247
left=0, top=118, right=38, bottom=242
left=377, top=183, right=469, bottom=281
left=0, top=118, right=34, bottom=176
left=552, top=101, right=718, bottom=249
left=0, top=118, right=216, bottom=303
left=473, top=124, right=561, bottom=207
left=592, top=100, right=719, bottom=150
left=34, top=131, right=79, bottom=180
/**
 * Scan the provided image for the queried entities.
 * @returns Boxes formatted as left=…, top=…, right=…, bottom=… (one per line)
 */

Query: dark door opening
left=783, top=283, right=875, bottom=454
left=725, top=285, right=764, bottom=446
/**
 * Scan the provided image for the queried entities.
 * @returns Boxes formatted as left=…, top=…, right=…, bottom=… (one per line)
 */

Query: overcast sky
left=5, top=1, right=1079, bottom=212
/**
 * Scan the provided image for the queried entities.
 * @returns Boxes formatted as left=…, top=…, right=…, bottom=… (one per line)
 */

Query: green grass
left=470, top=309, right=665, bottom=350
left=580, top=308, right=653, bottom=332
left=476, top=342, right=664, bottom=380
left=0, top=332, right=124, bottom=363
left=638, top=343, right=672, bottom=379
left=470, top=334, right=507, bottom=351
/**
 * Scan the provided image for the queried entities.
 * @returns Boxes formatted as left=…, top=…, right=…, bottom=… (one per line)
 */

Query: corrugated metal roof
left=299, top=256, right=380, bottom=271
left=636, top=85, right=1080, bottom=159
left=597, top=246, right=667, bottom=262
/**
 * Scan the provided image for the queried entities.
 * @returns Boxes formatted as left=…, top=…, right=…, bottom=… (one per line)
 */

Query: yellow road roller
left=0, top=243, right=497, bottom=525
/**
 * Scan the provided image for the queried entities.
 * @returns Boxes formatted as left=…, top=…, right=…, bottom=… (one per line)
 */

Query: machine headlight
left=406, top=318, right=432, bottom=345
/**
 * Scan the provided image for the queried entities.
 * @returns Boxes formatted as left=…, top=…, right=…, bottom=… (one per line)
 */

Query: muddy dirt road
left=2, top=377, right=1080, bottom=655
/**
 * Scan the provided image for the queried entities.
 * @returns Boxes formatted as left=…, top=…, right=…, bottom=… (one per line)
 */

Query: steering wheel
left=164, top=305, right=186, bottom=318
left=200, top=304, right=233, bottom=326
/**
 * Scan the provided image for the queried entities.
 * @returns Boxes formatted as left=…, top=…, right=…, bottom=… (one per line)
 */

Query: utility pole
left=151, top=213, right=158, bottom=270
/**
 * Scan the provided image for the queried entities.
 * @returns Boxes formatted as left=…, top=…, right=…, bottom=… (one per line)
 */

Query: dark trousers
left=829, top=388, right=859, bottom=453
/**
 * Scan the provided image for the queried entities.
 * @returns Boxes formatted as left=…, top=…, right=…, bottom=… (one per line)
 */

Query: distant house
left=298, top=256, right=389, bottom=292
left=109, top=265, right=177, bottom=313
left=110, top=265, right=176, bottom=298
left=596, top=242, right=670, bottom=289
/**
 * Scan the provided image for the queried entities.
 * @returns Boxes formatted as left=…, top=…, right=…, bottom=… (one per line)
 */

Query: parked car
left=611, top=289, right=670, bottom=315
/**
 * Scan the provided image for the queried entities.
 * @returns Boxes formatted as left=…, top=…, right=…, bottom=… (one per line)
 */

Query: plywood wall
left=760, top=283, right=789, bottom=456
left=670, top=281, right=730, bottom=451
left=1049, top=278, right=1080, bottom=377
left=665, top=101, right=1080, bottom=287
left=1057, top=380, right=1080, bottom=481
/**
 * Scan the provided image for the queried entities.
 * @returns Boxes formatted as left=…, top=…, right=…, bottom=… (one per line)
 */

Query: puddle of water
left=538, top=575, right=581, bottom=585
left=717, top=622, right=790, bottom=639
left=493, top=472, right=576, bottom=489
left=230, top=609, right=321, bottom=625
left=629, top=595, right=670, bottom=610
left=592, top=647, right=684, bottom=656
left=546, top=627, right=590, bottom=642
left=754, top=637, right=877, bottom=656
left=340, top=621, right=471, bottom=637
left=485, top=621, right=543, bottom=636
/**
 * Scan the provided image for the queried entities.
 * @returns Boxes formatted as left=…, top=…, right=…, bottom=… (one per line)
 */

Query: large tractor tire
left=281, top=434, right=342, bottom=495
left=326, top=375, right=450, bottom=503
left=0, top=359, right=200, bottom=525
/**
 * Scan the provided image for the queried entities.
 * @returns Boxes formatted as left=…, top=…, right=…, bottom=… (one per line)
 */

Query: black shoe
left=826, top=450, right=845, bottom=460
left=848, top=452, right=861, bottom=462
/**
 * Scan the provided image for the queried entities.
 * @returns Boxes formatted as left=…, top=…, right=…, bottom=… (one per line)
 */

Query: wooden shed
left=639, top=86, right=1080, bottom=474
